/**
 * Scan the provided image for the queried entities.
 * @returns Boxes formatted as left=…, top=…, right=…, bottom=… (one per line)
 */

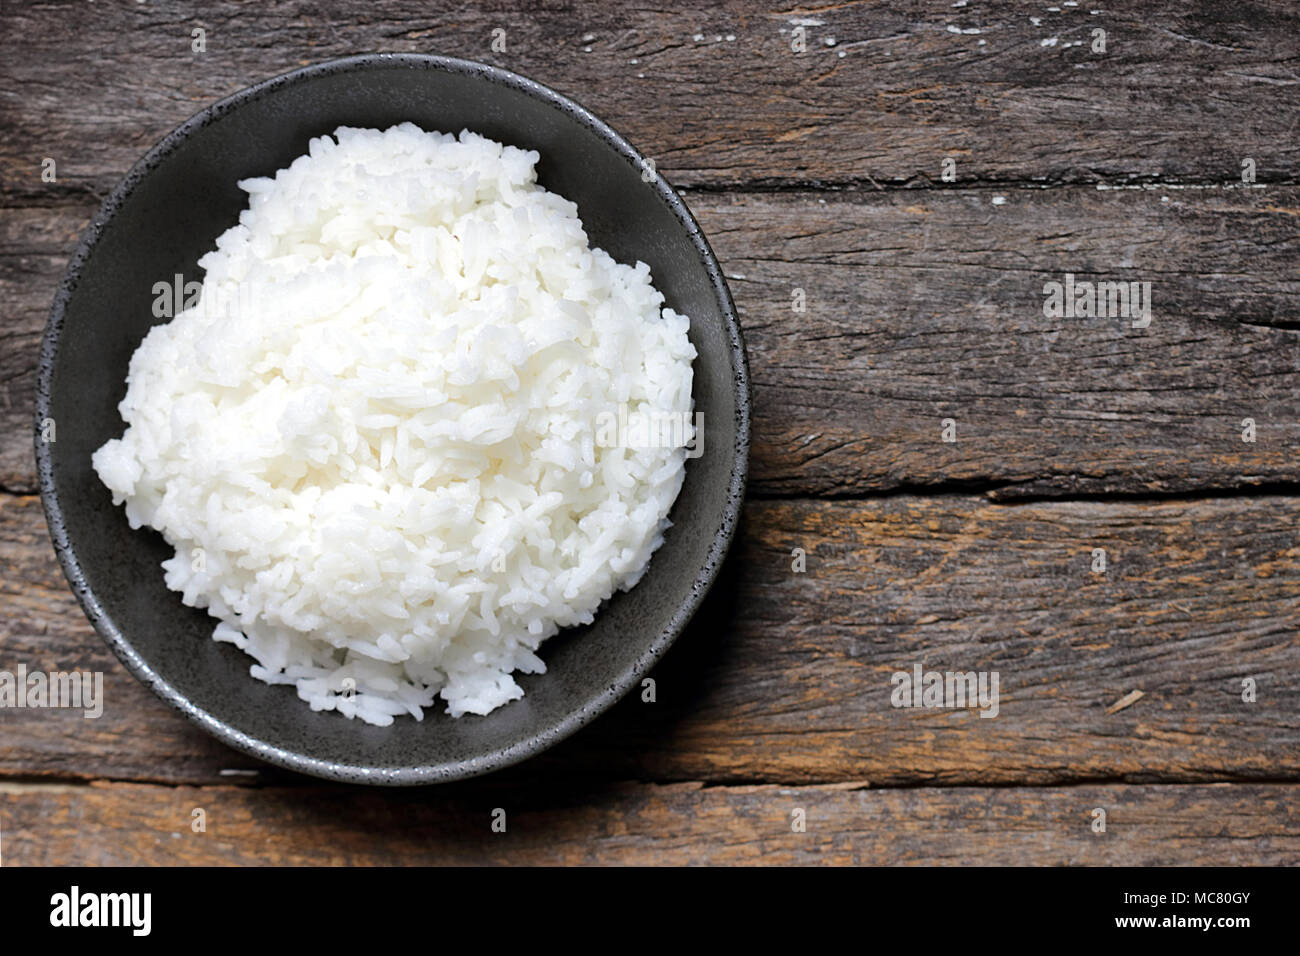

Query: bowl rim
left=34, top=53, right=751, bottom=785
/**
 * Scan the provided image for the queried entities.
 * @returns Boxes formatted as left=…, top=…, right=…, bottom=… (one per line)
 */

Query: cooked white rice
left=92, top=124, right=696, bottom=725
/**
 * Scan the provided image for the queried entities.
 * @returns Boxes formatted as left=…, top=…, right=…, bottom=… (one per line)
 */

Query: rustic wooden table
left=2, top=1, right=1297, bottom=865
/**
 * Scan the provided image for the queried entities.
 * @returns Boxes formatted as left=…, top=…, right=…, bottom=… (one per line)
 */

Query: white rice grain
left=93, top=124, right=696, bottom=724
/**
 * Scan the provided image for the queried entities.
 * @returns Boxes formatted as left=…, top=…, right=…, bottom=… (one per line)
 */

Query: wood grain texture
left=3, top=186, right=1297, bottom=496
left=4, top=492, right=1297, bottom=787
left=2, top=0, right=1298, bottom=199
left=707, top=186, right=1300, bottom=497
left=1, top=780, right=1294, bottom=865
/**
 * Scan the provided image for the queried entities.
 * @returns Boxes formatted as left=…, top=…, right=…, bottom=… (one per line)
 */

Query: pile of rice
left=92, top=124, right=696, bottom=725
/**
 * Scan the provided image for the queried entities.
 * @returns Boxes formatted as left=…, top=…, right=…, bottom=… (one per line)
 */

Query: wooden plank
left=0, top=780, right=1294, bottom=865
left=707, top=186, right=1300, bottom=497
left=0, top=205, right=81, bottom=493
left=3, top=186, right=1297, bottom=496
left=3, top=491, right=1297, bottom=787
left=2, top=1, right=1298, bottom=199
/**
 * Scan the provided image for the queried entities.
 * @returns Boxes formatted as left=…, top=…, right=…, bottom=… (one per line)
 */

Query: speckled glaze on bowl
left=35, top=54, right=749, bottom=785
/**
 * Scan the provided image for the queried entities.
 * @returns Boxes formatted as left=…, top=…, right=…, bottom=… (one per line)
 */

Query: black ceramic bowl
left=36, top=54, right=749, bottom=784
